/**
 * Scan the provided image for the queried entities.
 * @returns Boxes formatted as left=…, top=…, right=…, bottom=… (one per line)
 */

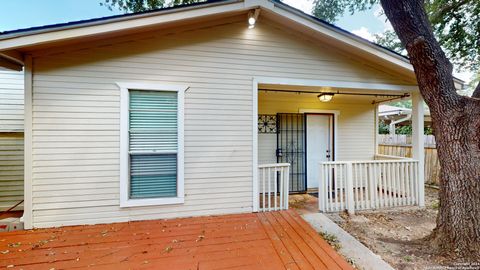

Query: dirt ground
left=290, top=188, right=480, bottom=270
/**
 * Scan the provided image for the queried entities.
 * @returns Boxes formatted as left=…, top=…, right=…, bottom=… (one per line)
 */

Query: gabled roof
left=0, top=0, right=465, bottom=88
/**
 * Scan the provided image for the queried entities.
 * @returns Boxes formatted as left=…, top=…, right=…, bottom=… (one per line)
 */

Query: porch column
left=412, top=92, right=425, bottom=207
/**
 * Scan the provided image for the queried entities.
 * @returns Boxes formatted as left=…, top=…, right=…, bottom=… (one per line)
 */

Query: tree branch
left=380, top=0, right=460, bottom=109
left=429, top=0, right=471, bottom=24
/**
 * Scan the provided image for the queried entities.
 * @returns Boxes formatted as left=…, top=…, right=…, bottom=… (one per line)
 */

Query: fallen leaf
left=8, top=242, right=21, bottom=248
left=196, top=235, right=205, bottom=242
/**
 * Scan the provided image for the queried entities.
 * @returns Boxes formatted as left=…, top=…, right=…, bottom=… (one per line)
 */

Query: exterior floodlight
left=248, top=10, right=259, bottom=29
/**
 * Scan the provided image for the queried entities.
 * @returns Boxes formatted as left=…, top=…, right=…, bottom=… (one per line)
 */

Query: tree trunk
left=380, top=0, right=480, bottom=259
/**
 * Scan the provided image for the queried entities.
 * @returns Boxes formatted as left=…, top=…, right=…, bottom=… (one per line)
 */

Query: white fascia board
left=0, top=1, right=245, bottom=51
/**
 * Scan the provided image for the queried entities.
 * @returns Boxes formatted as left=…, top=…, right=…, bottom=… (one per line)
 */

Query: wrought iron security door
left=276, top=113, right=306, bottom=193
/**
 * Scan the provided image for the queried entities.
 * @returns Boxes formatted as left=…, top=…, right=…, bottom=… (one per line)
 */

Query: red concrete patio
left=0, top=210, right=353, bottom=270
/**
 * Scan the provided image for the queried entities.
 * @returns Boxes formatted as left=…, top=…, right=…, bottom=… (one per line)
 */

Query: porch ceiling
left=258, top=85, right=410, bottom=105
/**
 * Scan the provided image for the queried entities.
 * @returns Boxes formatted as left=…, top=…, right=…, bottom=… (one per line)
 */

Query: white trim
left=299, top=109, right=339, bottom=161
left=0, top=1, right=245, bottom=50
left=252, top=78, right=259, bottom=212
left=117, top=82, right=187, bottom=208
left=374, top=104, right=379, bottom=155
left=255, top=76, right=418, bottom=92
left=299, top=109, right=340, bottom=116
left=412, top=92, right=425, bottom=207
left=22, top=55, right=33, bottom=229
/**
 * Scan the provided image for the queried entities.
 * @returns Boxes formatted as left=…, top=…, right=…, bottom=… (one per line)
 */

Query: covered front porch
left=254, top=79, right=425, bottom=214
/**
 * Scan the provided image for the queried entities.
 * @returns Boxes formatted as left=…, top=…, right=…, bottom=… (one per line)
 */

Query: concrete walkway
left=302, top=213, right=395, bottom=270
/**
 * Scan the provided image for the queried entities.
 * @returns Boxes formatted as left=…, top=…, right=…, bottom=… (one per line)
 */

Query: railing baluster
left=319, top=164, right=325, bottom=212
left=409, top=162, right=414, bottom=205
left=386, top=163, right=393, bottom=207
left=378, top=163, right=383, bottom=208
left=267, top=167, right=271, bottom=211
left=360, top=163, right=364, bottom=210
left=262, top=168, right=266, bottom=212
left=279, top=167, right=283, bottom=210
left=285, top=165, right=289, bottom=209
left=362, top=163, right=367, bottom=210
left=370, top=163, right=375, bottom=209
left=339, top=164, right=344, bottom=210
left=352, top=163, right=360, bottom=210
left=274, top=168, right=278, bottom=211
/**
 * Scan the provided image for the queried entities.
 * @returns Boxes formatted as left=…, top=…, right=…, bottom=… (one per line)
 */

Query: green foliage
left=312, top=0, right=480, bottom=72
left=101, top=0, right=205, bottom=13
left=379, top=120, right=389, bottom=135
left=312, top=0, right=377, bottom=23
left=374, top=30, right=404, bottom=54
left=426, top=0, right=480, bottom=71
left=390, top=100, right=412, bottom=109
left=396, top=125, right=412, bottom=135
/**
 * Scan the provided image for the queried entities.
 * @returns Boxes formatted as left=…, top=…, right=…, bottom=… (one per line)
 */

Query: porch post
left=374, top=104, right=379, bottom=155
left=412, top=92, right=425, bottom=207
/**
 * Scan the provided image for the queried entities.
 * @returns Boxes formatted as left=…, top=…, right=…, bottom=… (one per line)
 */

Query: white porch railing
left=319, top=160, right=420, bottom=214
left=258, top=163, right=290, bottom=212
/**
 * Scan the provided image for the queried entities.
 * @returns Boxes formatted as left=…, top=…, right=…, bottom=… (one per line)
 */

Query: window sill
left=120, top=197, right=184, bottom=208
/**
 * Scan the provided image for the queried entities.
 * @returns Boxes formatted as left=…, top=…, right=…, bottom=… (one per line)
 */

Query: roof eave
left=0, top=0, right=246, bottom=51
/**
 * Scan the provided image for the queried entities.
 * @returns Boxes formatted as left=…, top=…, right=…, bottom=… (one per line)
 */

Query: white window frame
left=117, top=82, right=187, bottom=208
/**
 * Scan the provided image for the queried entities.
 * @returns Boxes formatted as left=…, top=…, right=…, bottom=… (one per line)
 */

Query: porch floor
left=0, top=210, right=352, bottom=270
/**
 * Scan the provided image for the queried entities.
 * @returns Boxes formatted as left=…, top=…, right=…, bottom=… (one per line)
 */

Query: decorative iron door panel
left=276, top=113, right=306, bottom=193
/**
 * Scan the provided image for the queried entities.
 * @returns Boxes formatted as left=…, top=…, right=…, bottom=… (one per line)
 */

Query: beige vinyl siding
left=258, top=134, right=277, bottom=164
left=0, top=134, right=24, bottom=211
left=0, top=71, right=24, bottom=132
left=30, top=19, right=414, bottom=228
left=258, top=93, right=376, bottom=163
left=0, top=70, right=24, bottom=211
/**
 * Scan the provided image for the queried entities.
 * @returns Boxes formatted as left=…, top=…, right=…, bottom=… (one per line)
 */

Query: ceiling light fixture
left=318, top=93, right=335, bottom=102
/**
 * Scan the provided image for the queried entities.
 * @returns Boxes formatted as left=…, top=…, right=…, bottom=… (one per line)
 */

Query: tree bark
left=380, top=0, right=480, bottom=259
left=473, top=81, right=480, bottom=98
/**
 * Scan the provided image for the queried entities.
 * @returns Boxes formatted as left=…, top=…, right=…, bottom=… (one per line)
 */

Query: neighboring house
left=0, top=70, right=24, bottom=212
left=0, top=0, right=464, bottom=229
left=0, top=69, right=24, bottom=211
left=379, top=104, right=432, bottom=134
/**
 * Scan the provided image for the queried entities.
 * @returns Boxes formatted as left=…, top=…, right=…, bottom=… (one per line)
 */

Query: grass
left=431, top=200, right=440, bottom=210
left=319, top=231, right=342, bottom=251
left=403, top=255, right=413, bottom=262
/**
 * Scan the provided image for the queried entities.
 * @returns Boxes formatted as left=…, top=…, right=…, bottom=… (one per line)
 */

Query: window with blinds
left=128, top=90, right=178, bottom=199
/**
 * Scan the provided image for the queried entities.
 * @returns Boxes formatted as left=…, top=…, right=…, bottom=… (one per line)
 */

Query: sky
left=0, top=0, right=472, bottom=82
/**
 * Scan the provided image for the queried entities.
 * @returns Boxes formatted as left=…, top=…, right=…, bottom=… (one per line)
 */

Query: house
left=379, top=104, right=433, bottom=134
left=0, top=0, right=464, bottom=229
left=0, top=70, right=24, bottom=212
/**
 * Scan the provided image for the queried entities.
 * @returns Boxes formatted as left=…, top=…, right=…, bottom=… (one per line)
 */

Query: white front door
left=306, top=114, right=332, bottom=189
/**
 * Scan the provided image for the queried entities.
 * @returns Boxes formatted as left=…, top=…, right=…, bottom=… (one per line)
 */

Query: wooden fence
left=378, top=144, right=440, bottom=185
left=378, top=134, right=436, bottom=147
